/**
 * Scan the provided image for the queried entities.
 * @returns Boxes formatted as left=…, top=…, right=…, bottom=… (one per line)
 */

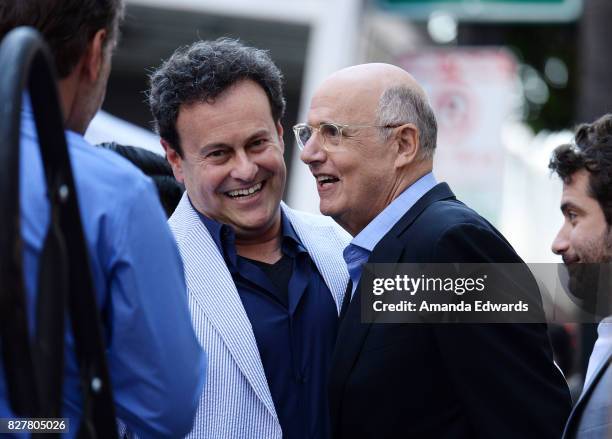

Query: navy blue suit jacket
left=329, top=183, right=572, bottom=439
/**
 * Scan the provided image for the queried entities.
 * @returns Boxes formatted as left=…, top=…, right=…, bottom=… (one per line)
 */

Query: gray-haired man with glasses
left=298, top=63, right=571, bottom=439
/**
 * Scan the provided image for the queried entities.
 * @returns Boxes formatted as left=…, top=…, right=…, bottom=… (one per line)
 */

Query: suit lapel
left=388, top=182, right=456, bottom=238
left=282, top=203, right=350, bottom=314
left=329, top=183, right=456, bottom=424
left=339, top=280, right=352, bottom=320
left=169, top=195, right=277, bottom=421
left=583, top=347, right=612, bottom=392
left=563, top=349, right=612, bottom=437
left=329, top=235, right=404, bottom=401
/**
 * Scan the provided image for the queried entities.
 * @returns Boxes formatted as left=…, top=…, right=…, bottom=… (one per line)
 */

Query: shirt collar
left=194, top=198, right=305, bottom=266
left=350, top=172, right=437, bottom=253
left=280, top=209, right=307, bottom=255
left=194, top=201, right=229, bottom=257
left=598, top=316, right=612, bottom=341
left=22, top=92, right=86, bottom=145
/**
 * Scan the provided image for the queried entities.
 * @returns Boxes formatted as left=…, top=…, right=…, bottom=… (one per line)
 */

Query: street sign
left=396, top=49, right=519, bottom=222
left=377, top=0, right=582, bottom=22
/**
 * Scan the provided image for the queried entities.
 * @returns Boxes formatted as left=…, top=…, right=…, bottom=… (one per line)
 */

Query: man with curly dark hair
left=149, top=38, right=350, bottom=439
left=550, top=113, right=612, bottom=439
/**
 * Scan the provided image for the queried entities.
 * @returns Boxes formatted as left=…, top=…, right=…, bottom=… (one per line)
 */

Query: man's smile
left=224, top=181, right=265, bottom=199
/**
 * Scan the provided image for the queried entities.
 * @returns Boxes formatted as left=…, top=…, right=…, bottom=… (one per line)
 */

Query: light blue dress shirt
left=343, top=172, right=437, bottom=296
left=0, top=97, right=206, bottom=438
left=584, top=316, right=612, bottom=386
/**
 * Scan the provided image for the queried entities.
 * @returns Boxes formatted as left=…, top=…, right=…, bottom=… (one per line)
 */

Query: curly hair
left=549, top=113, right=612, bottom=224
left=148, top=38, right=286, bottom=157
left=0, top=0, right=124, bottom=78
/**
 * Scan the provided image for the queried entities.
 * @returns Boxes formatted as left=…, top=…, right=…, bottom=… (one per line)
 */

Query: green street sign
left=377, top=0, right=582, bottom=22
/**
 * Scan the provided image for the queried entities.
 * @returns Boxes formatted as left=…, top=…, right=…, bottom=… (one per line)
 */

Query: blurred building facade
left=97, top=0, right=610, bottom=264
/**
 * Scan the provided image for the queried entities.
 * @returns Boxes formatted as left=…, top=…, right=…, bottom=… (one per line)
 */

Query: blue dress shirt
left=344, top=172, right=437, bottom=296
left=200, top=211, right=338, bottom=439
left=0, top=97, right=206, bottom=438
left=584, top=317, right=612, bottom=385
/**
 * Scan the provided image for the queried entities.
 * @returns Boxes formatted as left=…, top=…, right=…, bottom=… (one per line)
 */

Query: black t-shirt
left=242, top=253, right=293, bottom=308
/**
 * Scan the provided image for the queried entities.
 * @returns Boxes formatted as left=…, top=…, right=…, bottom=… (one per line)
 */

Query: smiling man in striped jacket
left=148, top=38, right=350, bottom=439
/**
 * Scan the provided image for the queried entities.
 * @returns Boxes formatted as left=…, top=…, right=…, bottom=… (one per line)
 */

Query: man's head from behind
left=550, top=114, right=612, bottom=308
left=149, top=38, right=287, bottom=239
left=0, top=0, right=124, bottom=133
left=298, top=63, right=437, bottom=236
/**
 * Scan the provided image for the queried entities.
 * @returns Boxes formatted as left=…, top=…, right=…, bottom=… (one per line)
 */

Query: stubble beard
left=566, top=226, right=612, bottom=314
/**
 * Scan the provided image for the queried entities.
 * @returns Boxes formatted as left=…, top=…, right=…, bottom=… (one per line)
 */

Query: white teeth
left=316, top=175, right=338, bottom=184
left=227, top=182, right=263, bottom=198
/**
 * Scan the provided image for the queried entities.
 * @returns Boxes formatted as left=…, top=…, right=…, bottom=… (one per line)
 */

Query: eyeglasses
left=292, top=122, right=403, bottom=150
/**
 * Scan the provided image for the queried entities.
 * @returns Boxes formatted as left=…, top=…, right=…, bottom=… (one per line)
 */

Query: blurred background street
left=85, top=1, right=612, bottom=387
left=90, top=0, right=611, bottom=264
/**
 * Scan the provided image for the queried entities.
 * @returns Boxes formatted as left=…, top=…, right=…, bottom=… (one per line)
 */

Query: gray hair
left=376, top=85, right=438, bottom=160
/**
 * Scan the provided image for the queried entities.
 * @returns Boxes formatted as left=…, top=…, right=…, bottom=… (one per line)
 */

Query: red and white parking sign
left=397, top=49, right=519, bottom=223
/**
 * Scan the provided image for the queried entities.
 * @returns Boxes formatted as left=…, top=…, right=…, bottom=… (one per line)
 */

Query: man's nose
left=231, top=152, right=258, bottom=181
left=299, top=132, right=327, bottom=166
left=551, top=226, right=569, bottom=255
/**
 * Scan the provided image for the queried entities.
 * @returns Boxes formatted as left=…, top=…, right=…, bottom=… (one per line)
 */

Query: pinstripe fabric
left=280, top=202, right=351, bottom=314
left=168, top=194, right=350, bottom=439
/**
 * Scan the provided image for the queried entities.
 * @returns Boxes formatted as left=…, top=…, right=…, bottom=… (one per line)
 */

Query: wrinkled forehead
left=308, top=78, right=381, bottom=125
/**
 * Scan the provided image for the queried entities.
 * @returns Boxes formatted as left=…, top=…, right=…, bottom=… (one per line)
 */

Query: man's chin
left=319, top=201, right=339, bottom=218
left=566, top=263, right=594, bottom=300
left=229, top=209, right=279, bottom=236
left=564, top=262, right=612, bottom=316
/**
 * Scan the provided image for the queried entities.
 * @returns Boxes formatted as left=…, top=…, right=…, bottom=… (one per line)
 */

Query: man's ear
left=161, top=139, right=185, bottom=183
left=276, top=120, right=285, bottom=153
left=81, top=29, right=107, bottom=83
left=394, top=123, right=420, bottom=169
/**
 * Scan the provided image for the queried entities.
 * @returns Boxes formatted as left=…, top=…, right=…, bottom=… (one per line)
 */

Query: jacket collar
left=169, top=194, right=349, bottom=420
left=329, top=183, right=456, bottom=434
left=562, top=349, right=611, bottom=438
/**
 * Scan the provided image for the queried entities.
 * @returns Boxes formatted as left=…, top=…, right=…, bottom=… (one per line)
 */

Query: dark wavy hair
left=148, top=37, right=286, bottom=157
left=0, top=0, right=124, bottom=78
left=549, top=113, right=612, bottom=225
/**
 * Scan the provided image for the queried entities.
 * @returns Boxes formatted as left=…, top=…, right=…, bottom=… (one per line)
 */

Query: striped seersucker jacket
left=168, top=193, right=351, bottom=439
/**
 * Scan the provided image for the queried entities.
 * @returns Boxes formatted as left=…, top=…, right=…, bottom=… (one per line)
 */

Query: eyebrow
left=560, top=202, right=582, bottom=214
left=200, top=142, right=230, bottom=153
left=199, top=129, right=272, bottom=153
left=306, top=120, right=338, bottom=127
left=245, top=128, right=272, bottom=143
